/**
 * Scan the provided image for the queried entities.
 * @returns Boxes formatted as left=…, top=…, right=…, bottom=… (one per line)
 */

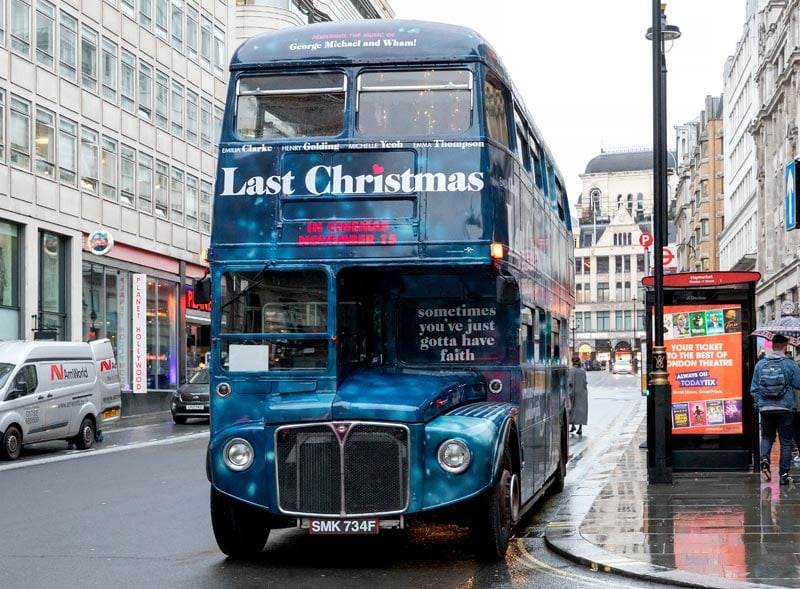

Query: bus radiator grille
left=275, top=423, right=409, bottom=516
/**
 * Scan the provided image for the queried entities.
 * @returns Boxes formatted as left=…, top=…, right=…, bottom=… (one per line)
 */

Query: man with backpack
left=751, top=334, right=800, bottom=485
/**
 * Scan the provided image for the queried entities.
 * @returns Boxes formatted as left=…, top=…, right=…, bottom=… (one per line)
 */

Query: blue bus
left=194, top=19, right=575, bottom=561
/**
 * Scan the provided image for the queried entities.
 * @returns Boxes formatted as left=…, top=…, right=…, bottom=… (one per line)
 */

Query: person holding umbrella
left=750, top=334, right=800, bottom=485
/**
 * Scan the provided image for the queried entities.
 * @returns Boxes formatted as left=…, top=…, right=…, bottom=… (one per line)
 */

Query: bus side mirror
left=194, top=275, right=211, bottom=305
left=496, top=276, right=519, bottom=304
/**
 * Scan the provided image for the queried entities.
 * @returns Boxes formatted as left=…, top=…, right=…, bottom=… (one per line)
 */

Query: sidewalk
left=545, top=411, right=800, bottom=589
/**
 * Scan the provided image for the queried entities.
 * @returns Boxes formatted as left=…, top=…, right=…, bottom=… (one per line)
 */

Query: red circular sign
left=662, top=247, right=675, bottom=266
left=639, top=232, right=654, bottom=248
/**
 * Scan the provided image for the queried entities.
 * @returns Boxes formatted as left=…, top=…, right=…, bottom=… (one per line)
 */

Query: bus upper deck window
left=357, top=69, right=472, bottom=137
left=235, top=72, right=346, bottom=139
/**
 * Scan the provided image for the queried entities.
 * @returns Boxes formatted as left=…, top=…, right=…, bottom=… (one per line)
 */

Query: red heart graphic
left=372, top=164, right=384, bottom=174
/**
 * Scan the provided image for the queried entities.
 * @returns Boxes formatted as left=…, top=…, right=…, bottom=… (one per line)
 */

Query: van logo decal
left=50, top=365, right=89, bottom=380
left=99, top=359, right=115, bottom=372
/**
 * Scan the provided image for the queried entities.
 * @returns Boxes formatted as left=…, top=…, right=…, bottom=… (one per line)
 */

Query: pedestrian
left=568, top=355, right=588, bottom=436
left=750, top=334, right=800, bottom=485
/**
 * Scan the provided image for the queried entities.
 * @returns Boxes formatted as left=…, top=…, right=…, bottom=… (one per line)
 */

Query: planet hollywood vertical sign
left=132, top=274, right=147, bottom=393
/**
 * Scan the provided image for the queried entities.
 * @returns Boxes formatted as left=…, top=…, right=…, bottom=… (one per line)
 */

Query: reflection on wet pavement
left=579, top=422, right=800, bottom=587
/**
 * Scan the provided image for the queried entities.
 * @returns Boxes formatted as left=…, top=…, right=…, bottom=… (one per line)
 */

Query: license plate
left=102, top=408, right=120, bottom=419
left=185, top=404, right=205, bottom=410
left=308, top=518, right=379, bottom=535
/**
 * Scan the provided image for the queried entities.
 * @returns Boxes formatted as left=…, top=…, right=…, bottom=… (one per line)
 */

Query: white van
left=0, top=338, right=122, bottom=460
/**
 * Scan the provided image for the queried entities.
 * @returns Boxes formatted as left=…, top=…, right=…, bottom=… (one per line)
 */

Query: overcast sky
left=389, top=0, right=747, bottom=204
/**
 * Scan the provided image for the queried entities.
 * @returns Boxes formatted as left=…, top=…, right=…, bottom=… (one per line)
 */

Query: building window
left=200, top=97, right=211, bottom=151
left=0, top=220, right=21, bottom=339
left=213, top=24, right=224, bottom=78
left=200, top=14, right=211, bottom=69
left=597, top=282, right=609, bottom=302
left=101, top=137, right=117, bottom=200
left=101, top=38, right=117, bottom=102
left=701, top=218, right=710, bottom=236
left=186, top=174, right=198, bottom=229
left=138, top=61, right=153, bottom=120
left=0, top=92, right=5, bottom=159
left=155, top=71, right=169, bottom=130
left=596, top=256, right=609, bottom=273
left=171, top=0, right=183, bottom=50
left=34, top=107, right=55, bottom=176
left=615, top=281, right=622, bottom=300
left=80, top=128, right=99, bottom=193
left=35, top=0, right=55, bottom=68
left=171, top=80, right=183, bottom=137
left=58, top=117, right=77, bottom=184
left=575, top=284, right=583, bottom=304
left=59, top=11, right=77, bottom=81
left=155, top=160, right=169, bottom=217
left=596, top=311, right=610, bottom=331
left=615, top=310, right=624, bottom=330
left=576, top=311, right=590, bottom=332
left=637, top=254, right=644, bottom=272
left=9, top=96, right=31, bottom=169
left=139, top=0, right=152, bottom=29
left=120, top=145, right=135, bottom=206
left=10, top=0, right=31, bottom=56
left=213, top=105, right=223, bottom=150
left=186, top=89, right=198, bottom=144
left=120, top=49, right=136, bottom=111
left=137, top=152, right=153, bottom=212
left=80, top=26, right=98, bottom=92
left=200, top=179, right=211, bottom=233
left=155, top=0, right=168, bottom=40
left=39, top=231, right=68, bottom=340
left=186, top=4, right=198, bottom=60
left=121, top=0, right=135, bottom=18
left=170, top=167, right=183, bottom=223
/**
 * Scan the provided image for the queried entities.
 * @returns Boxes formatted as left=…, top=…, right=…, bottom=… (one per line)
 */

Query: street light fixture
left=646, top=0, right=679, bottom=484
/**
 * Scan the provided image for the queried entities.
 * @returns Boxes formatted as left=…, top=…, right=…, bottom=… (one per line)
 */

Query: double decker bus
left=194, top=19, right=575, bottom=561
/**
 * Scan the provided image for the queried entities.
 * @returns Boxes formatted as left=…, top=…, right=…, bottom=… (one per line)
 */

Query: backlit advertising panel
left=664, top=304, right=743, bottom=435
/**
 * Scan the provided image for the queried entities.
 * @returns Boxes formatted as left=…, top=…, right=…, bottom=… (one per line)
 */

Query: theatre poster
left=664, top=304, right=743, bottom=435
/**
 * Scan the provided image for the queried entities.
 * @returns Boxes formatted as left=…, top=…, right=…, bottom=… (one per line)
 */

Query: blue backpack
left=759, top=357, right=788, bottom=398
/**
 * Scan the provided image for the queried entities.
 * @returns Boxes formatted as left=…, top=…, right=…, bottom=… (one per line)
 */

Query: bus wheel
left=210, top=487, right=270, bottom=558
left=1, top=425, right=22, bottom=460
left=74, top=417, right=96, bottom=450
left=470, top=453, right=515, bottom=561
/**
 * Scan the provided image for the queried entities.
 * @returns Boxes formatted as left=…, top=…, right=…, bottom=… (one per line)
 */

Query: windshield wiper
left=221, top=262, right=273, bottom=310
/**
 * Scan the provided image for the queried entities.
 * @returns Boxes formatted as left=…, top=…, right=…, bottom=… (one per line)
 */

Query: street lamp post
left=646, top=1, right=680, bottom=484
left=631, top=293, right=638, bottom=373
left=571, top=315, right=577, bottom=358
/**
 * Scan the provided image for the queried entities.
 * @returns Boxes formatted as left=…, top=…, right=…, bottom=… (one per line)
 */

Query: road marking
left=510, top=539, right=626, bottom=587
left=0, top=431, right=209, bottom=472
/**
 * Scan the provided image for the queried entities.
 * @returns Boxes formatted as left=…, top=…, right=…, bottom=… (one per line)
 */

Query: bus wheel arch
left=0, top=424, right=22, bottom=460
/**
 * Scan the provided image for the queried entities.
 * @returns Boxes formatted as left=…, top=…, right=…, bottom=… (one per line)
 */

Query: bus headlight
left=223, top=438, right=254, bottom=471
left=438, top=439, right=471, bottom=474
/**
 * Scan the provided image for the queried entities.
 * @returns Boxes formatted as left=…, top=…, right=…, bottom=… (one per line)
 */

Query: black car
left=171, top=367, right=210, bottom=424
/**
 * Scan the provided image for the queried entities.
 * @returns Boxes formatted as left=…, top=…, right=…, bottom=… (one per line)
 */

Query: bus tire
left=551, top=413, right=568, bottom=494
left=1, top=425, right=22, bottom=460
left=74, top=417, right=96, bottom=450
left=470, top=452, right=515, bottom=561
left=210, top=486, right=270, bottom=558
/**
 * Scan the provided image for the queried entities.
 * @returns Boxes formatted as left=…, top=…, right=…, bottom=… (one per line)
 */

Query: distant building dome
left=584, top=149, right=653, bottom=174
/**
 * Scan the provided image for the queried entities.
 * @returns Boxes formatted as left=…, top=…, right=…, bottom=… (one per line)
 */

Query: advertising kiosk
left=643, top=271, right=760, bottom=471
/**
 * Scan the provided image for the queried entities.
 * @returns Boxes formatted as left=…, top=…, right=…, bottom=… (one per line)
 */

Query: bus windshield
left=220, top=269, right=328, bottom=371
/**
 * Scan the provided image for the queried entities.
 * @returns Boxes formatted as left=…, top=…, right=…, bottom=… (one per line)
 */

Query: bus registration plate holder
left=307, top=518, right=379, bottom=535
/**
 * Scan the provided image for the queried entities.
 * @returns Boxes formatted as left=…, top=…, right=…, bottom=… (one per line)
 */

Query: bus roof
left=230, top=19, right=507, bottom=74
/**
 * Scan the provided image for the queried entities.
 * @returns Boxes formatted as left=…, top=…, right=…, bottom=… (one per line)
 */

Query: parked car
left=171, top=367, right=210, bottom=424
left=612, top=359, right=633, bottom=375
